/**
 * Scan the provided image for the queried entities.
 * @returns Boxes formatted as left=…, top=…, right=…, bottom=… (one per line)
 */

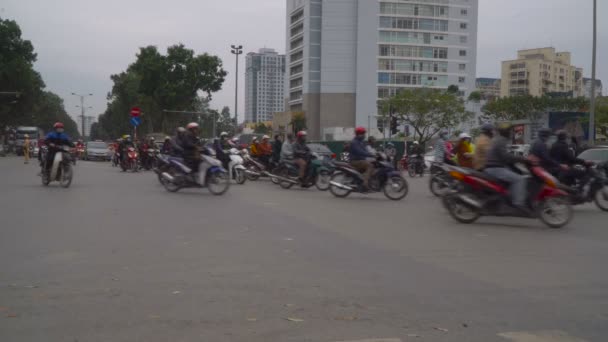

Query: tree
left=447, top=85, right=460, bottom=94
left=98, top=44, right=227, bottom=138
left=216, top=106, right=235, bottom=136
left=290, top=112, right=307, bottom=134
left=483, top=95, right=589, bottom=122
left=381, top=88, right=472, bottom=144
left=253, top=122, right=271, bottom=134
left=468, top=91, right=482, bottom=103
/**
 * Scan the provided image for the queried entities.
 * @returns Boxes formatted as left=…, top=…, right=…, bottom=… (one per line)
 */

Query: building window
left=460, top=23, right=467, bottom=29
left=459, top=64, right=466, bottom=71
left=459, top=77, right=465, bottom=83
left=461, top=9, right=468, bottom=15
left=459, top=50, right=467, bottom=57
left=460, top=36, right=467, bottom=43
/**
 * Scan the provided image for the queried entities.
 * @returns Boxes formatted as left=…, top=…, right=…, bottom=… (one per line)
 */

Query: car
left=85, top=141, right=111, bottom=161
left=307, top=143, right=336, bottom=160
left=577, top=147, right=608, bottom=164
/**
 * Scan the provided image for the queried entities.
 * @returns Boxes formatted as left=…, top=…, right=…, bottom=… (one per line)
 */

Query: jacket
left=456, top=140, right=474, bottom=168
left=258, top=142, right=272, bottom=155
left=550, top=140, right=585, bottom=165
left=473, top=134, right=491, bottom=170
left=272, top=140, right=282, bottom=160
left=293, top=141, right=311, bottom=159
left=250, top=142, right=259, bottom=156
left=44, top=132, right=74, bottom=149
left=434, top=138, right=446, bottom=162
left=530, top=139, right=560, bottom=172
left=180, top=133, right=201, bottom=161
left=350, top=137, right=372, bottom=161
left=485, top=136, right=524, bottom=168
left=280, top=141, right=294, bottom=160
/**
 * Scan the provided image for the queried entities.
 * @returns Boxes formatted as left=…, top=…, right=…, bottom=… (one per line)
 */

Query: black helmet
left=556, top=130, right=568, bottom=141
left=537, top=128, right=552, bottom=140
left=481, top=123, right=494, bottom=137
left=496, top=123, right=512, bottom=138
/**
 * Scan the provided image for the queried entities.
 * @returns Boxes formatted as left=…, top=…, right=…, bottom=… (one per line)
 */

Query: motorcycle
left=120, top=147, right=139, bottom=172
left=112, top=151, right=120, bottom=167
left=442, top=164, right=573, bottom=228
left=329, top=153, right=409, bottom=200
left=561, top=162, right=608, bottom=211
left=76, top=145, right=85, bottom=160
left=429, top=162, right=459, bottom=197
left=228, top=148, right=247, bottom=185
left=160, top=147, right=230, bottom=195
left=40, top=145, right=74, bottom=188
left=274, top=153, right=334, bottom=191
left=142, top=148, right=159, bottom=171
left=242, top=150, right=278, bottom=183
left=407, top=154, right=425, bottom=177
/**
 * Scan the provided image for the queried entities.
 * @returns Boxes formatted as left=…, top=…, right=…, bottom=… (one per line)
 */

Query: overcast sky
left=2, top=0, right=606, bottom=125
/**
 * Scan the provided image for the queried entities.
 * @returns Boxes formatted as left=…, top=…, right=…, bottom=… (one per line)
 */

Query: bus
left=15, top=126, right=43, bottom=156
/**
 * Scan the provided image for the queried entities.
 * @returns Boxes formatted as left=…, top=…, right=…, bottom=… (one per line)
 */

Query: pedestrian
left=23, top=134, right=31, bottom=164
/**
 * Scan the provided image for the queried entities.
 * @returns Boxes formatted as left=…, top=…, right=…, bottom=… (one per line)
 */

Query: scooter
left=274, top=153, right=334, bottom=191
left=160, top=147, right=230, bottom=195
left=228, top=148, right=247, bottom=184
left=120, top=147, right=139, bottom=172
left=442, top=164, right=573, bottom=228
left=41, top=145, right=74, bottom=188
left=561, top=162, right=608, bottom=211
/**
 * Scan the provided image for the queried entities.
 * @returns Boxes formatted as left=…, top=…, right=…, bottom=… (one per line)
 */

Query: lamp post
left=231, top=45, right=243, bottom=134
left=71, top=93, right=93, bottom=140
left=589, top=0, right=597, bottom=146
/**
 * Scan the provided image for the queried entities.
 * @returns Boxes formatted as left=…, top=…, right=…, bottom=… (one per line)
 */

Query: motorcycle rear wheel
left=430, top=175, right=446, bottom=197
left=41, top=170, right=50, bottom=186
left=408, top=164, right=416, bottom=177
left=538, top=197, right=572, bottom=228
left=329, top=172, right=353, bottom=198
left=278, top=168, right=294, bottom=189
left=162, top=167, right=181, bottom=193
left=207, top=172, right=230, bottom=195
left=383, top=175, right=409, bottom=200
left=235, top=169, right=247, bottom=185
left=443, top=194, right=481, bottom=224
left=594, top=185, right=608, bottom=212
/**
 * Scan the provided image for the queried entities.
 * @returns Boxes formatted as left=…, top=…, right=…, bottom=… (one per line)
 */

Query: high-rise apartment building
left=245, top=48, right=286, bottom=123
left=475, top=77, right=501, bottom=100
left=500, top=47, right=583, bottom=98
left=583, top=78, right=603, bottom=99
left=78, top=115, right=95, bottom=137
left=286, top=0, right=478, bottom=139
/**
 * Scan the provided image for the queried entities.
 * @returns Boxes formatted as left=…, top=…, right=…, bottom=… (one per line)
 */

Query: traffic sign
left=130, top=116, right=142, bottom=127
left=130, top=107, right=141, bottom=117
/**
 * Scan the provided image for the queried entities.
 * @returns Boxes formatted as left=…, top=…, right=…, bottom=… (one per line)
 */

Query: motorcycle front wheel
left=60, top=163, right=73, bottom=188
left=383, top=175, right=409, bottom=200
left=443, top=194, right=481, bottom=224
left=41, top=170, right=50, bottom=186
left=162, top=167, right=181, bottom=193
left=329, top=172, right=353, bottom=198
left=538, top=197, right=573, bottom=228
left=430, top=175, right=448, bottom=197
left=315, top=170, right=331, bottom=191
left=207, top=172, right=230, bottom=195
left=594, top=185, right=608, bottom=211
left=408, top=164, right=416, bottom=178
left=235, top=169, right=247, bottom=185
left=278, top=168, right=294, bottom=189
left=245, top=164, right=261, bottom=181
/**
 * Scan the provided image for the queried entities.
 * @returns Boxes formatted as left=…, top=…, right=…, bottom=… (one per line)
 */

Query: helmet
left=24, top=134, right=29, bottom=138
left=556, top=130, right=568, bottom=141
left=481, top=123, right=494, bottom=136
left=53, top=122, right=64, bottom=129
left=296, top=131, right=307, bottom=138
left=459, top=132, right=471, bottom=139
left=537, top=128, right=552, bottom=140
left=252, top=136, right=258, bottom=142
left=413, top=141, right=419, bottom=145
left=220, top=132, right=228, bottom=137
left=355, top=126, right=367, bottom=135
left=149, top=137, right=155, bottom=141
left=262, top=135, right=270, bottom=140
left=496, top=123, right=512, bottom=138
left=186, top=122, right=199, bottom=130
left=177, top=127, right=186, bottom=133
left=165, top=136, right=170, bottom=141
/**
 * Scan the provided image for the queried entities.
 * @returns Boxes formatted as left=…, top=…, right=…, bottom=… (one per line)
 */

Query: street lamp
left=589, top=0, right=597, bottom=146
left=231, top=45, right=243, bottom=133
left=72, top=92, right=93, bottom=140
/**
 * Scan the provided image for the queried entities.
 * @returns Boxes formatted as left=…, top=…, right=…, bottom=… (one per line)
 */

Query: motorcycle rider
left=350, top=127, right=375, bottom=191
left=455, top=133, right=474, bottom=168
left=280, top=133, right=294, bottom=162
left=529, top=128, right=566, bottom=175
left=473, top=123, right=494, bottom=171
left=434, top=130, right=454, bottom=165
left=181, top=122, right=202, bottom=181
left=483, top=123, right=529, bottom=212
left=409, top=141, right=424, bottom=173
left=250, top=137, right=260, bottom=157
left=43, top=122, right=75, bottom=174
left=161, top=136, right=172, bottom=155
left=118, top=135, right=134, bottom=166
left=293, top=131, right=312, bottom=183
left=257, top=135, right=273, bottom=165
left=171, top=127, right=187, bottom=157
left=213, top=132, right=231, bottom=169
left=272, top=135, right=283, bottom=163
left=550, top=130, right=592, bottom=187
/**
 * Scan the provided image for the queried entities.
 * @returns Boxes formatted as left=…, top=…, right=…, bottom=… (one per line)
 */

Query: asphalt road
left=0, top=157, right=607, bottom=342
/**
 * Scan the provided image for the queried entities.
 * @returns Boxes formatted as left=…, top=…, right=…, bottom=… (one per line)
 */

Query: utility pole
left=589, top=0, right=598, bottom=146
left=231, top=45, right=243, bottom=134
left=71, top=93, right=93, bottom=140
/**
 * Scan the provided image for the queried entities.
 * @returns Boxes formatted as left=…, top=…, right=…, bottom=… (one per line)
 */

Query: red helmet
left=186, top=122, right=199, bottom=130
left=355, top=126, right=366, bottom=135
left=296, top=131, right=307, bottom=138
left=53, top=122, right=64, bottom=129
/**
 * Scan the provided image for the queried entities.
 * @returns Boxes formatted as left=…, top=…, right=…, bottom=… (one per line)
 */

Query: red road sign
left=130, top=107, right=141, bottom=117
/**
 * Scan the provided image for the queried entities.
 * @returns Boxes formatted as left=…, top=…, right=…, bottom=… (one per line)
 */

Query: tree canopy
left=0, top=17, right=79, bottom=137
left=482, top=95, right=588, bottom=122
left=381, top=88, right=472, bottom=144
left=96, top=44, right=227, bottom=138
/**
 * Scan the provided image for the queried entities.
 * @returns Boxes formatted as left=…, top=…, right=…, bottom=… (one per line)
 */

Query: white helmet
left=220, top=132, right=228, bottom=137
left=186, top=122, right=199, bottom=130
left=413, top=141, right=419, bottom=145
left=459, top=132, right=471, bottom=139
left=262, top=135, right=270, bottom=140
